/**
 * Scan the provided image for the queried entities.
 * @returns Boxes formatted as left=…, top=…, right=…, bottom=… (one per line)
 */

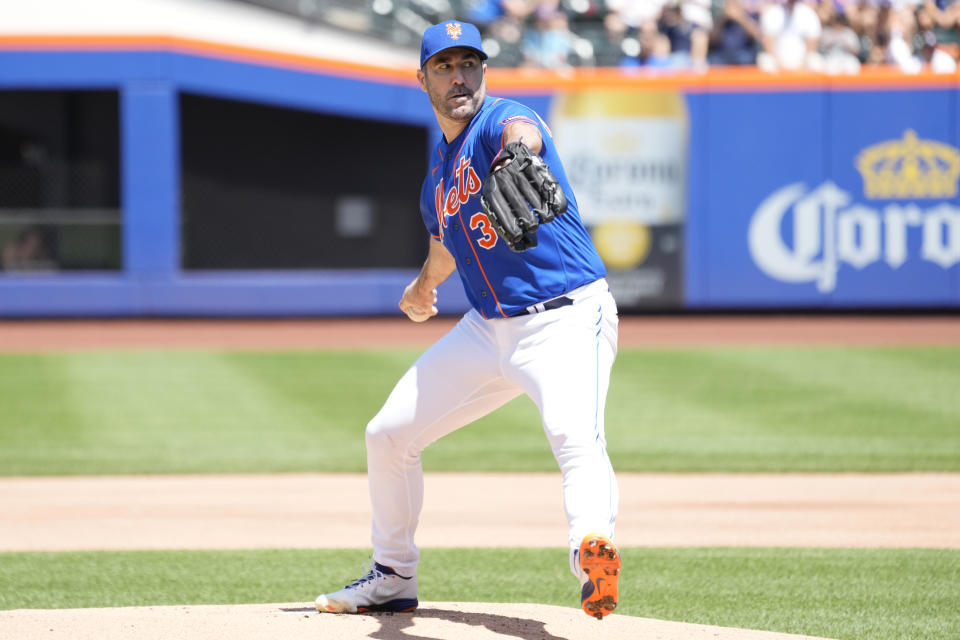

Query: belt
left=515, top=295, right=574, bottom=316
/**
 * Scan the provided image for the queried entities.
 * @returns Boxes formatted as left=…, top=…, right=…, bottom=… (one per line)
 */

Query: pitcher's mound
left=2, top=601, right=836, bottom=640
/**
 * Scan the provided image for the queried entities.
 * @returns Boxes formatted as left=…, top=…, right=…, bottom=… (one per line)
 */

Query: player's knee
left=551, top=435, right=605, bottom=465
left=366, top=415, right=428, bottom=466
left=364, top=418, right=394, bottom=454
left=365, top=415, right=416, bottom=457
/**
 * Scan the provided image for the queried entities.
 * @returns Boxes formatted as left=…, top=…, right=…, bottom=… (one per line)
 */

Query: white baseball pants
left=365, top=278, right=619, bottom=576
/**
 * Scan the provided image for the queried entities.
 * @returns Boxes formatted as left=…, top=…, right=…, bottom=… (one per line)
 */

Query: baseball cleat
left=577, top=532, right=620, bottom=620
left=315, top=561, right=418, bottom=614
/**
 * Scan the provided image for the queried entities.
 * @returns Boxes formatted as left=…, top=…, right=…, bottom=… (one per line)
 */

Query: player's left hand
left=479, top=141, right=567, bottom=252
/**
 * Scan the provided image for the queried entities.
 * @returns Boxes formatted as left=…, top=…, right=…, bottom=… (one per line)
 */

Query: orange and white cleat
left=576, top=532, right=621, bottom=620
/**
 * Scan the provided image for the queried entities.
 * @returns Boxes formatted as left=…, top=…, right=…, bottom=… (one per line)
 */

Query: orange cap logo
left=446, top=22, right=462, bottom=39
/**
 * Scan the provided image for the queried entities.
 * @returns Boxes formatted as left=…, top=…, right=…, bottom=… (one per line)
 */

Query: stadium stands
left=236, top=0, right=960, bottom=73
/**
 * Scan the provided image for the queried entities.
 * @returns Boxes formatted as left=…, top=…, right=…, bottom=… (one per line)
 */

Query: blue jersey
left=419, top=96, right=606, bottom=318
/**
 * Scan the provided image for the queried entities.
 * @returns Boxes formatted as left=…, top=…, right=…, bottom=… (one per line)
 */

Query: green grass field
left=1, top=345, right=958, bottom=639
left=1, top=346, right=958, bottom=475
left=1, top=547, right=957, bottom=640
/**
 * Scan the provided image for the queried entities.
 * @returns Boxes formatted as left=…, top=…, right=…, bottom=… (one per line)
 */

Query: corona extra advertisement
left=749, top=130, right=960, bottom=295
left=550, top=90, right=688, bottom=310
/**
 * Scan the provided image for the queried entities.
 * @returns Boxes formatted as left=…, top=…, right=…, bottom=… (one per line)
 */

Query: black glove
left=478, top=141, right=568, bottom=252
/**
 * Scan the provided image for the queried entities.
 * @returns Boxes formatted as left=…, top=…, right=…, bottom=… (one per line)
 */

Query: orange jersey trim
left=445, top=99, right=508, bottom=318
left=456, top=207, right=505, bottom=319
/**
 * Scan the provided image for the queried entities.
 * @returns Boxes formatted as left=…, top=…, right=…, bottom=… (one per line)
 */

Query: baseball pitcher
left=316, top=20, right=621, bottom=620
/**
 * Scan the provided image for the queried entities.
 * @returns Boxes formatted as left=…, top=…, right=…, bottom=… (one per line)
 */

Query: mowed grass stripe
left=0, top=351, right=411, bottom=474
left=1, top=353, right=78, bottom=449
left=708, top=347, right=960, bottom=422
left=0, top=548, right=957, bottom=640
left=605, top=346, right=960, bottom=471
left=0, top=347, right=958, bottom=475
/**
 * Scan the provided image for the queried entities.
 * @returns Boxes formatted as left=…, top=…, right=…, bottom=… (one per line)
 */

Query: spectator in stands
left=925, top=0, right=960, bottom=53
left=482, top=5, right=525, bottom=65
left=708, top=0, right=763, bottom=64
left=605, top=0, right=668, bottom=30
left=878, top=0, right=960, bottom=73
left=886, top=1, right=924, bottom=71
left=868, top=29, right=892, bottom=63
left=630, top=19, right=670, bottom=65
left=481, top=0, right=534, bottom=66
left=820, top=11, right=863, bottom=72
left=604, top=0, right=674, bottom=66
left=681, top=0, right=715, bottom=66
left=915, top=1, right=937, bottom=33
left=915, top=1, right=960, bottom=60
left=919, top=27, right=960, bottom=69
left=757, top=0, right=824, bottom=70
left=812, top=0, right=831, bottom=24
left=462, top=0, right=505, bottom=26
left=468, top=0, right=960, bottom=71
left=522, top=5, right=575, bottom=67
left=923, top=0, right=960, bottom=28
left=656, top=0, right=710, bottom=68
left=589, top=10, right=638, bottom=66
left=845, top=0, right=879, bottom=62
left=533, top=0, right=562, bottom=14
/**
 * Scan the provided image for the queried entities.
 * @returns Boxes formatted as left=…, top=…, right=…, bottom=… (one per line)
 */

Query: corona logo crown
left=855, top=129, right=960, bottom=199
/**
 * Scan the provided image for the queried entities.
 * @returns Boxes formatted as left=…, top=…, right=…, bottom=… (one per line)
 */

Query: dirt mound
left=0, top=601, right=836, bottom=640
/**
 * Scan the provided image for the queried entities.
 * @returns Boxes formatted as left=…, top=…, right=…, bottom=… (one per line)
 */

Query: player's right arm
left=501, top=120, right=543, bottom=156
left=399, top=237, right=457, bottom=322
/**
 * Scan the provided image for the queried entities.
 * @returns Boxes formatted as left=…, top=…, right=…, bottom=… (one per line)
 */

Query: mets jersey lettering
left=419, top=96, right=606, bottom=318
left=434, top=157, right=483, bottom=233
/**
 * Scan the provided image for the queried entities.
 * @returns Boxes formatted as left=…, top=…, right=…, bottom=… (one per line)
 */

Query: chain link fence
left=0, top=91, right=122, bottom=273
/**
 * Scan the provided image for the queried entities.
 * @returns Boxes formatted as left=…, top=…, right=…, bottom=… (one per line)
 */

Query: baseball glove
left=479, top=141, right=568, bottom=252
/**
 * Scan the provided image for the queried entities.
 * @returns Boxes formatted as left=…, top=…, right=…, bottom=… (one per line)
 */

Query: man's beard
left=430, top=83, right=484, bottom=122
left=444, top=96, right=478, bottom=121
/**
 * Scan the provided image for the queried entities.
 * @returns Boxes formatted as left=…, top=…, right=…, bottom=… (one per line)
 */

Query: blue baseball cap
left=420, top=21, right=488, bottom=68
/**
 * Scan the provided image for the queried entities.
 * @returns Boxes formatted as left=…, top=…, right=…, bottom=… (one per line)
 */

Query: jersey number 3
left=469, top=213, right=498, bottom=250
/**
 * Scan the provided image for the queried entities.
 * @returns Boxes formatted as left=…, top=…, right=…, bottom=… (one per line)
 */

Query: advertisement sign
left=692, top=89, right=960, bottom=307
left=749, top=134, right=960, bottom=295
left=551, top=90, right=688, bottom=310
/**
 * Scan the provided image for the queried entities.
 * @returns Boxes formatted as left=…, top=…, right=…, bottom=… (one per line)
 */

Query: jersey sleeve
left=482, top=99, right=554, bottom=158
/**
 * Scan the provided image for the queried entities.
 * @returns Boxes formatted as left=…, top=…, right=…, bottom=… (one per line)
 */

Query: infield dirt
left=1, top=601, right=840, bottom=640
left=2, top=472, right=958, bottom=551
left=0, top=314, right=958, bottom=351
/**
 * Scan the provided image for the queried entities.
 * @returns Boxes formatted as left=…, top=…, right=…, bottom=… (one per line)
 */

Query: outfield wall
left=0, top=37, right=957, bottom=315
